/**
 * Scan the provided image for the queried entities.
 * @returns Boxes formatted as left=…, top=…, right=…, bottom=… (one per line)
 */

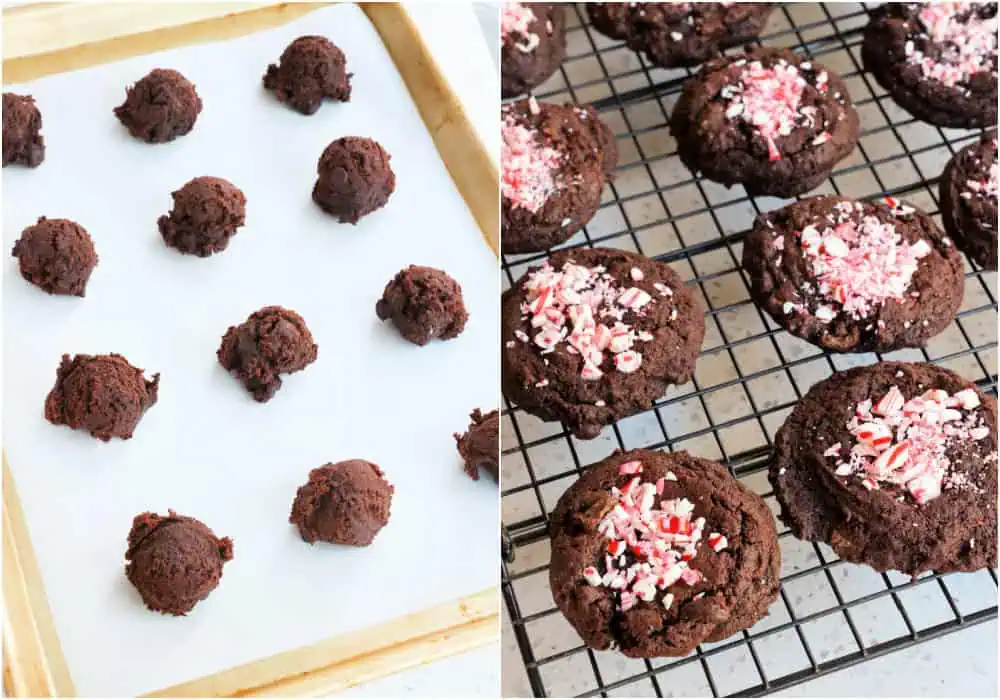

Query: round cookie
left=375, top=265, right=468, bottom=345
left=455, top=408, right=499, bottom=482
left=289, top=460, right=394, bottom=546
left=588, top=3, right=774, bottom=69
left=2, top=92, right=45, bottom=167
left=312, top=136, right=395, bottom=223
left=44, top=353, right=159, bottom=441
left=114, top=69, right=202, bottom=143
left=670, top=46, right=859, bottom=198
left=502, top=247, right=705, bottom=440
left=861, top=2, right=997, bottom=129
left=940, top=132, right=997, bottom=270
left=772, top=361, right=998, bottom=576
left=501, top=3, right=566, bottom=98
left=502, top=98, right=618, bottom=255
left=126, top=510, right=233, bottom=615
left=743, top=195, right=964, bottom=353
left=217, top=306, right=318, bottom=402
left=263, top=35, right=352, bottom=115
left=158, top=176, right=247, bottom=257
left=549, top=449, right=781, bottom=657
left=12, top=217, right=98, bottom=296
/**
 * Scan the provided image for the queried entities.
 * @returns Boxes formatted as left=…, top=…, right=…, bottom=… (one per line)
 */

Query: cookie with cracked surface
left=940, top=131, right=997, bottom=270
left=549, top=448, right=781, bottom=657
left=771, top=361, right=997, bottom=576
left=502, top=98, right=618, bottom=255
left=501, top=247, right=704, bottom=440
left=742, top=195, right=964, bottom=353
left=861, top=2, right=997, bottom=129
left=588, top=3, right=774, bottom=68
left=670, top=46, right=859, bottom=197
left=501, top=3, right=566, bottom=98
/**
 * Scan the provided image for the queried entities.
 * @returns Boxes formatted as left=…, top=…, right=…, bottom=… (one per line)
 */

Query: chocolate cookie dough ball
left=290, top=460, right=394, bottom=546
left=312, top=136, right=395, bottom=223
left=158, top=176, right=247, bottom=257
left=375, top=265, right=468, bottom=345
left=126, top=511, right=233, bottom=616
left=114, top=69, right=202, bottom=143
left=217, top=306, right=318, bottom=402
left=44, top=353, right=159, bottom=441
left=3, top=92, right=45, bottom=167
left=12, top=217, right=98, bottom=297
left=263, top=35, right=352, bottom=115
left=455, top=408, right=499, bottom=482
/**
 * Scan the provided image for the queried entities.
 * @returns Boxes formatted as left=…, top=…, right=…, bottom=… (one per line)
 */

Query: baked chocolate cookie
left=772, top=361, right=998, bottom=576
left=290, top=460, right=394, bottom=546
left=502, top=248, right=705, bottom=439
left=940, top=132, right=997, bottom=270
left=217, top=306, right=318, bottom=402
left=743, top=195, right=964, bottom=353
left=263, top=35, right=352, bottom=115
left=44, top=353, right=159, bottom=441
left=670, top=46, right=859, bottom=198
left=501, top=3, right=566, bottom=98
left=862, top=2, right=997, bottom=129
left=550, top=449, right=781, bottom=657
left=375, top=265, right=468, bottom=345
left=126, top=510, right=233, bottom=615
left=313, top=136, right=395, bottom=224
left=502, top=98, right=618, bottom=254
left=114, top=69, right=202, bottom=143
left=588, top=3, right=774, bottom=68
left=158, top=176, right=247, bottom=257
left=455, top=408, right=499, bottom=482
left=2, top=92, right=44, bottom=167
left=12, top=217, right=98, bottom=297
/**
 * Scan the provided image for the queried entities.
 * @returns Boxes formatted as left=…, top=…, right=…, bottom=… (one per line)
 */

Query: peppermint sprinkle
left=721, top=59, right=809, bottom=161
left=502, top=111, right=561, bottom=213
left=963, top=139, right=998, bottom=202
left=583, top=463, right=723, bottom=612
left=906, top=2, right=998, bottom=89
left=501, top=3, right=540, bottom=53
left=834, top=385, right=992, bottom=504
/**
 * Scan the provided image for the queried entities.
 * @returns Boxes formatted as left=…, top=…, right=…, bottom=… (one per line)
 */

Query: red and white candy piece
left=707, top=533, right=728, bottom=552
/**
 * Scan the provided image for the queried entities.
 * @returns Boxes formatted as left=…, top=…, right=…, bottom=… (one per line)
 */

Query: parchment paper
left=2, top=5, right=499, bottom=696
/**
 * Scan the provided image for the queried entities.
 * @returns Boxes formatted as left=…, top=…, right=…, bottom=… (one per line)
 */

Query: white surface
left=2, top=4, right=498, bottom=697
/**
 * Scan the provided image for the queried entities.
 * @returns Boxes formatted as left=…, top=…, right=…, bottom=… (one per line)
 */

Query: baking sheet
left=2, top=4, right=498, bottom=696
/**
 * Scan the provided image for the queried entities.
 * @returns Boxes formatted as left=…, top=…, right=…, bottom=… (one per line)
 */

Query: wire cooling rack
left=500, top=3, right=999, bottom=697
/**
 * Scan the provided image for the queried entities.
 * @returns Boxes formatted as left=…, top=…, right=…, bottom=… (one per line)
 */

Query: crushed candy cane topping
left=502, top=109, right=562, bottom=213
left=789, top=200, right=931, bottom=322
left=501, top=3, right=541, bottom=53
left=904, top=2, right=998, bottom=89
left=581, top=460, right=728, bottom=612
left=829, top=384, right=992, bottom=504
left=720, top=58, right=827, bottom=161
left=515, top=259, right=667, bottom=379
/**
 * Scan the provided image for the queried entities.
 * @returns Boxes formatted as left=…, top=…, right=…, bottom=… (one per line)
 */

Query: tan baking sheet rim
left=2, top=3, right=499, bottom=696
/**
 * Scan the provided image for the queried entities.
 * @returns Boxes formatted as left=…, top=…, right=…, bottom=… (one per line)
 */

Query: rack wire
left=500, top=3, right=999, bottom=697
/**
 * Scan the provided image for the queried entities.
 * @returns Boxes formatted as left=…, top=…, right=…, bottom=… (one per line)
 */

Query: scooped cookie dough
left=2, top=92, right=45, bottom=167
left=217, top=306, right=318, bottom=402
left=158, top=176, right=247, bottom=257
left=862, top=2, right=998, bottom=129
left=375, top=265, right=468, bottom=345
left=742, top=195, right=964, bottom=353
left=312, top=136, right=395, bottom=223
left=455, top=409, right=499, bottom=482
left=125, top=510, right=234, bottom=616
left=940, top=131, right=998, bottom=270
left=44, top=353, right=159, bottom=441
left=290, top=460, right=394, bottom=546
left=114, top=68, right=202, bottom=143
left=670, top=46, right=860, bottom=198
left=501, top=3, right=567, bottom=98
left=12, top=217, right=98, bottom=296
left=263, top=35, right=352, bottom=115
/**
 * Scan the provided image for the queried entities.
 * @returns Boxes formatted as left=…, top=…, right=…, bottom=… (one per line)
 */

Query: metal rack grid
left=500, top=3, right=999, bottom=697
